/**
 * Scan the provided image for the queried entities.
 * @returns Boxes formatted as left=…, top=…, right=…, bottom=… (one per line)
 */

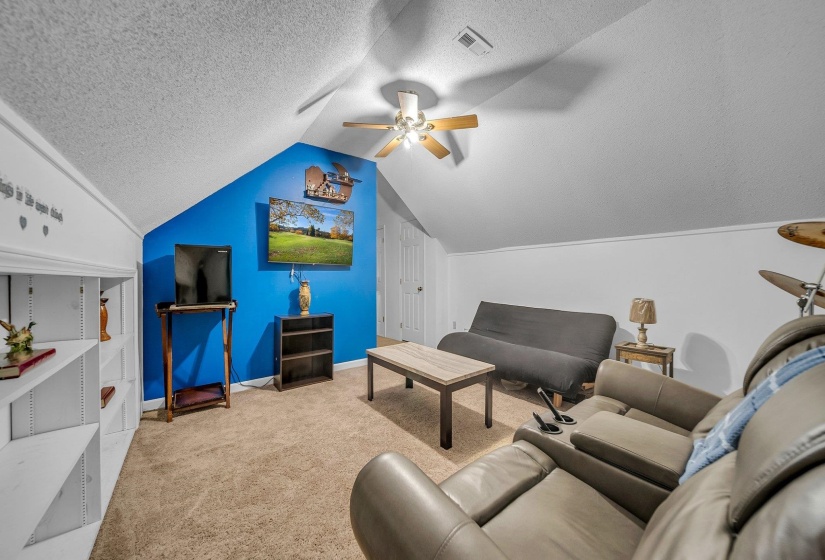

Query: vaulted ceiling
left=1, top=0, right=824, bottom=252
left=0, top=0, right=409, bottom=231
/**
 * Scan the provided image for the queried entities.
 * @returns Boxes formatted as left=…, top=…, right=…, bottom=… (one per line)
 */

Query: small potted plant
left=0, top=320, right=36, bottom=354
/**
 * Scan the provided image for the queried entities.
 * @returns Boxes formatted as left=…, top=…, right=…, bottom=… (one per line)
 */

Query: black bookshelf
left=274, top=313, right=334, bottom=390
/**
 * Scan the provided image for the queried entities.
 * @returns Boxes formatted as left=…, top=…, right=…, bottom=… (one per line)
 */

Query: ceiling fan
left=343, top=91, right=478, bottom=159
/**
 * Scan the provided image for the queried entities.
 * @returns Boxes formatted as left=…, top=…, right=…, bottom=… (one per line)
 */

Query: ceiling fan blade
left=398, top=90, right=419, bottom=121
left=343, top=122, right=397, bottom=130
left=427, top=115, right=479, bottom=131
left=375, top=136, right=404, bottom=158
left=420, top=134, right=450, bottom=159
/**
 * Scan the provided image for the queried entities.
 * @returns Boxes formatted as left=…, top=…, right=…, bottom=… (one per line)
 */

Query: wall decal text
left=1, top=175, right=64, bottom=224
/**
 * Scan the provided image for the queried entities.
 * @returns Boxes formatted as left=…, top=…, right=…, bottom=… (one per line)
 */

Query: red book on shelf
left=0, top=348, right=56, bottom=380
left=101, top=386, right=116, bottom=408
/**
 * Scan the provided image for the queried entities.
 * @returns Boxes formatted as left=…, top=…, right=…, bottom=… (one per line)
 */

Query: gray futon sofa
left=437, top=301, right=616, bottom=400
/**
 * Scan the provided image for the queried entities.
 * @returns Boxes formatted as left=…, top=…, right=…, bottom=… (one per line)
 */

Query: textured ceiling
left=307, top=0, right=825, bottom=253
left=0, top=0, right=408, bottom=232
left=302, top=0, right=652, bottom=162
left=2, top=0, right=823, bottom=250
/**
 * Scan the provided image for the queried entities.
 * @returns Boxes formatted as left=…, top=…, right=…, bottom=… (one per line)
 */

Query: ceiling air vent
left=454, top=27, right=493, bottom=56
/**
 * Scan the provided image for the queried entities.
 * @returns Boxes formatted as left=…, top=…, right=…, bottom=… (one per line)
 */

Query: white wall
left=377, top=171, right=412, bottom=341
left=425, top=237, right=449, bottom=348
left=0, top=275, right=8, bottom=322
left=447, top=221, right=825, bottom=396
left=0, top=97, right=142, bottom=274
left=0, top=274, right=8, bottom=449
left=377, top=172, right=449, bottom=346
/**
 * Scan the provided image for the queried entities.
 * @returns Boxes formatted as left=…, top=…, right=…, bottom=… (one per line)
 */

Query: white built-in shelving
left=16, top=522, right=101, bottom=560
left=100, top=378, right=133, bottom=433
left=100, top=332, right=133, bottom=370
left=0, top=267, right=140, bottom=559
left=0, top=340, right=97, bottom=408
left=101, top=428, right=136, bottom=513
left=0, top=424, right=98, bottom=558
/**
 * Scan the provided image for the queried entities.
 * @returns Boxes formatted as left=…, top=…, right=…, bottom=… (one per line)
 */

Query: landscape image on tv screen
left=268, top=197, right=354, bottom=265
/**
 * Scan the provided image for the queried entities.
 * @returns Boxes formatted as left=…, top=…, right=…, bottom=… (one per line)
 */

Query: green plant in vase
left=0, top=319, right=36, bottom=354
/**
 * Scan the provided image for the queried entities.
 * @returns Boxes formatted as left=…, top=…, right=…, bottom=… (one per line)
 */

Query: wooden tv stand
left=156, top=301, right=237, bottom=422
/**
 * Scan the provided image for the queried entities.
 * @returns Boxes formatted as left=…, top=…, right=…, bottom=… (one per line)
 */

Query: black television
left=268, top=197, right=354, bottom=265
left=174, top=244, right=232, bottom=306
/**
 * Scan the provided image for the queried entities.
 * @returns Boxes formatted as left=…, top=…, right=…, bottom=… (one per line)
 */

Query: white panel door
left=400, top=221, right=425, bottom=344
left=376, top=226, right=386, bottom=337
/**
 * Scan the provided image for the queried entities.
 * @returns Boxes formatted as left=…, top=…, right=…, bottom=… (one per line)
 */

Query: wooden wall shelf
left=274, top=313, right=334, bottom=390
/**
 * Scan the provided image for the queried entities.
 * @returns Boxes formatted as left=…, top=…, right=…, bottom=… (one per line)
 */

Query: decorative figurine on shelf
left=100, top=291, right=112, bottom=342
left=299, top=280, right=311, bottom=316
left=304, top=163, right=361, bottom=204
left=0, top=319, right=36, bottom=354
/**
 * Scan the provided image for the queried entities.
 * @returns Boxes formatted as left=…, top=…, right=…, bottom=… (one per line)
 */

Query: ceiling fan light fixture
left=398, top=90, right=419, bottom=120
left=342, top=90, right=478, bottom=159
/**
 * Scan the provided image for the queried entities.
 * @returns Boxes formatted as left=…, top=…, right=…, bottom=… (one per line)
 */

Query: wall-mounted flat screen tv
left=175, top=244, right=232, bottom=305
left=268, top=197, right=354, bottom=266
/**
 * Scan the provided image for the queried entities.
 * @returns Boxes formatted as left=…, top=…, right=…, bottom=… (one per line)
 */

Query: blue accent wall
left=142, top=142, right=376, bottom=401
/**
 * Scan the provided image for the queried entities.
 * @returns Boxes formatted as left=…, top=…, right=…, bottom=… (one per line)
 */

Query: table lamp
left=629, top=298, right=657, bottom=348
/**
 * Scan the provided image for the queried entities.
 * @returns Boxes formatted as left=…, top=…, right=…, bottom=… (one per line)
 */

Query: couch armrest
left=513, top=419, right=670, bottom=522
left=570, top=412, right=694, bottom=489
left=595, top=360, right=721, bottom=431
left=351, top=452, right=509, bottom=560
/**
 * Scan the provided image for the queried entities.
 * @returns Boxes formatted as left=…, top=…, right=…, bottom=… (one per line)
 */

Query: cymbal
left=778, top=222, right=825, bottom=249
left=759, top=270, right=825, bottom=309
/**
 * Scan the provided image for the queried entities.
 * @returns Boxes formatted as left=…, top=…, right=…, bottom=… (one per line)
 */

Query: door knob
left=417, top=286, right=423, bottom=292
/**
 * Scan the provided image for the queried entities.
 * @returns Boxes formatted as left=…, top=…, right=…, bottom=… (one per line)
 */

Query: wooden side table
left=156, top=301, right=237, bottom=422
left=614, top=342, right=675, bottom=378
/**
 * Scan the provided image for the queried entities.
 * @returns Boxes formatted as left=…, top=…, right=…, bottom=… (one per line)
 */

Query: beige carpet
left=91, top=366, right=562, bottom=559
left=376, top=335, right=402, bottom=347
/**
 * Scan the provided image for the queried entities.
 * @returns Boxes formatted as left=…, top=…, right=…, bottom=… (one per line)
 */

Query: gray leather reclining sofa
left=351, top=315, right=825, bottom=559
left=437, top=301, right=616, bottom=400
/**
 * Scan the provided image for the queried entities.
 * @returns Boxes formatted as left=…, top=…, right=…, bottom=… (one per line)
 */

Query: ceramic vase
left=299, top=280, right=311, bottom=316
left=100, top=292, right=112, bottom=342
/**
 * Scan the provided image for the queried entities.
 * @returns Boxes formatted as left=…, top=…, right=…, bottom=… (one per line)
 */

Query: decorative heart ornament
left=19, top=216, right=26, bottom=229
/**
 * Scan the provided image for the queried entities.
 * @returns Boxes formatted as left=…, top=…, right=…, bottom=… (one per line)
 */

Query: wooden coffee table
left=366, top=342, right=495, bottom=449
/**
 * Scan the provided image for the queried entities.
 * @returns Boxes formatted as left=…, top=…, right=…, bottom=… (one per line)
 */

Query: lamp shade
left=629, top=298, right=657, bottom=324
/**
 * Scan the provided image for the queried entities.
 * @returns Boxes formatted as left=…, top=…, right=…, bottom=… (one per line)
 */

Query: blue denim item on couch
left=679, top=346, right=825, bottom=484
